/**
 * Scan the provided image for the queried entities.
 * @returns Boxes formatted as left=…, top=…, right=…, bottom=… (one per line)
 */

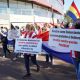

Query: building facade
left=0, top=0, right=64, bottom=28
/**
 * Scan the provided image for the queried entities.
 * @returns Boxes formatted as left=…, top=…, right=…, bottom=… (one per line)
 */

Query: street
left=0, top=48, right=77, bottom=80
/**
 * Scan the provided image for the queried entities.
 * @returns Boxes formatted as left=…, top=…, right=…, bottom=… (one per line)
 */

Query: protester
left=23, top=24, right=40, bottom=78
left=7, top=24, right=16, bottom=59
left=0, top=27, right=10, bottom=57
left=64, top=22, right=70, bottom=28
left=73, top=23, right=80, bottom=80
left=13, top=26, right=21, bottom=60
left=34, top=23, right=42, bottom=35
left=20, top=26, right=26, bottom=38
left=42, top=23, right=53, bottom=64
left=68, top=22, right=80, bottom=80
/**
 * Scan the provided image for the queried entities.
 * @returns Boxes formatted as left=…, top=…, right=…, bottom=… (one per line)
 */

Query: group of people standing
left=0, top=23, right=53, bottom=78
left=0, top=24, right=20, bottom=58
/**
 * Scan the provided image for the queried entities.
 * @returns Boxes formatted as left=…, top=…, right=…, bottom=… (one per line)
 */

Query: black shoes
left=37, top=66, right=40, bottom=72
left=23, top=73, right=31, bottom=78
left=22, top=66, right=40, bottom=79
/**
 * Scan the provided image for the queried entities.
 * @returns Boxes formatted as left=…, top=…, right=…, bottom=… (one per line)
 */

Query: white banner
left=48, top=28, right=80, bottom=51
left=14, top=38, right=42, bottom=54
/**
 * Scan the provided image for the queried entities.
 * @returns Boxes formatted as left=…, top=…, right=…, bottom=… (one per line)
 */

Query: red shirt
left=70, top=50, right=78, bottom=58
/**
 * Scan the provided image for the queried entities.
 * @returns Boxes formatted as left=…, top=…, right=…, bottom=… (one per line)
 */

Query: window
left=17, top=1, right=25, bottom=9
left=26, top=3, right=32, bottom=9
left=0, top=0, right=7, bottom=8
left=0, top=0, right=7, bottom=14
left=9, top=0, right=18, bottom=8
left=33, top=4, right=48, bottom=17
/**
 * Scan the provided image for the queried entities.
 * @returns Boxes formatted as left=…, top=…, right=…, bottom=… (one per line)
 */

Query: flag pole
left=51, top=5, right=54, bottom=26
left=73, top=0, right=74, bottom=2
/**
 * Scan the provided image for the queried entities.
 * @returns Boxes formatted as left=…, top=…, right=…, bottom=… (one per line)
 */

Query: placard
left=14, top=38, right=42, bottom=54
left=49, top=28, right=80, bottom=51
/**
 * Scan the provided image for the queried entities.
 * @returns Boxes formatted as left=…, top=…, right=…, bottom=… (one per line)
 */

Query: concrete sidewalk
left=0, top=48, right=77, bottom=80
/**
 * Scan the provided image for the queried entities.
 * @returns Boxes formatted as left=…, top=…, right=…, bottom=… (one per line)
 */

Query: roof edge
left=27, top=0, right=63, bottom=15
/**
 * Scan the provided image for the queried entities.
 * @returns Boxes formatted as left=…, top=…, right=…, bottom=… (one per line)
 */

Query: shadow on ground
left=0, top=48, right=77, bottom=80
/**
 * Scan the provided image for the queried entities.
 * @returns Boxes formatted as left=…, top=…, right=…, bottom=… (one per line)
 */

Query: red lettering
left=59, top=43, right=69, bottom=47
left=18, top=42, right=25, bottom=44
left=53, top=39, right=60, bottom=42
left=69, top=41, right=78, bottom=44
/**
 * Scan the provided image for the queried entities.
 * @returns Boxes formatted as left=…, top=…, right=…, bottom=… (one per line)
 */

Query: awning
left=28, top=0, right=51, bottom=8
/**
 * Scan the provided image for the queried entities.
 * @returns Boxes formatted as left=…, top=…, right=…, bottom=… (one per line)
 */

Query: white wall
left=0, top=14, right=10, bottom=28
left=10, top=14, right=52, bottom=23
left=10, top=14, right=33, bottom=23
left=34, top=15, right=51, bottom=23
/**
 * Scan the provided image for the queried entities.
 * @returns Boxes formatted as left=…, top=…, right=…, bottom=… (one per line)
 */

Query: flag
left=33, top=31, right=49, bottom=41
left=67, top=1, right=80, bottom=21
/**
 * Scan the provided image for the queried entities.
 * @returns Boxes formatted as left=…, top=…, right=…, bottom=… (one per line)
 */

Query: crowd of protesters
left=1, top=22, right=80, bottom=79
left=0, top=23, right=55, bottom=78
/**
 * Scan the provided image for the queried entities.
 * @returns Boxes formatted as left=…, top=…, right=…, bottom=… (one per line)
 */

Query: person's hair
left=11, top=24, right=15, bottom=29
left=75, top=23, right=80, bottom=29
left=34, top=23, right=40, bottom=30
left=30, top=24, right=35, bottom=31
left=15, top=26, right=19, bottom=29
left=55, top=26, right=57, bottom=28
left=64, top=22, right=70, bottom=28
left=44, top=23, right=48, bottom=27
left=26, top=24, right=31, bottom=31
left=1, top=26, right=3, bottom=29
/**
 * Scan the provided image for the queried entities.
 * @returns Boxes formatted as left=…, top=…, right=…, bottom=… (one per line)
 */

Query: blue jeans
left=77, top=63, right=80, bottom=80
left=72, top=58, right=80, bottom=80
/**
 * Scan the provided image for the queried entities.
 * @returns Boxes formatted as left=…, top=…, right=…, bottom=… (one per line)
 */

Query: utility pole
left=32, top=2, right=35, bottom=24
left=7, top=0, right=9, bottom=8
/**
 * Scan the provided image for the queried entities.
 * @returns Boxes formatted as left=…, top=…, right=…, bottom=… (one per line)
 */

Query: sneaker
left=23, top=73, right=31, bottom=78
left=20, top=54, right=24, bottom=58
left=3, top=56, right=6, bottom=58
left=13, top=57, right=17, bottom=60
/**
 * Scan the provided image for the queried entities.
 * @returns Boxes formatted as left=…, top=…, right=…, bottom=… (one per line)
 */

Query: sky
left=64, top=0, right=80, bottom=12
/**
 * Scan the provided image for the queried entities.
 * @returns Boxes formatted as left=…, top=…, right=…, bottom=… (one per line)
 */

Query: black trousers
left=46, top=54, right=53, bottom=63
left=1, top=37, right=10, bottom=57
left=24, top=54, right=39, bottom=74
left=2, top=43, right=10, bottom=57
